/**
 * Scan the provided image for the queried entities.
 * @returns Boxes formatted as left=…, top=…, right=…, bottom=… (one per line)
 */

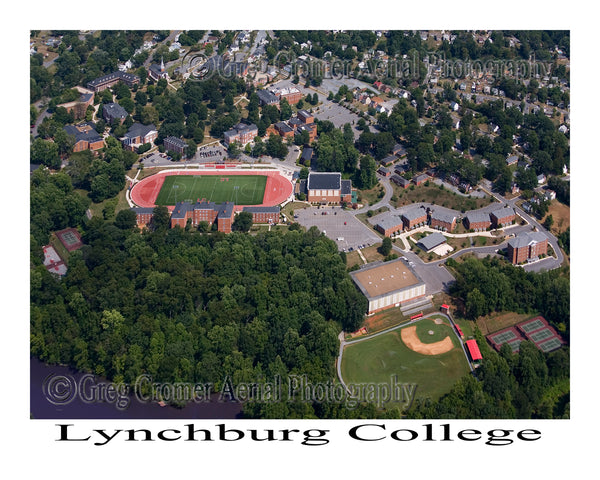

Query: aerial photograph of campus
left=30, top=29, right=570, bottom=420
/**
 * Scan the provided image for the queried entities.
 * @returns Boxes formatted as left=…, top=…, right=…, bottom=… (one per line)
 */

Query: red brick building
left=56, top=87, right=94, bottom=120
left=306, top=172, right=353, bottom=204
left=490, top=206, right=516, bottom=228
left=63, top=122, right=104, bottom=152
left=223, top=123, right=259, bottom=146
left=170, top=201, right=235, bottom=233
left=412, top=173, right=430, bottom=186
left=464, top=211, right=491, bottom=231
left=297, top=110, right=314, bottom=124
left=401, top=208, right=427, bottom=230
left=506, top=231, right=548, bottom=264
left=430, top=210, right=456, bottom=232
left=375, top=216, right=404, bottom=237
left=270, top=86, right=302, bottom=105
left=242, top=206, right=280, bottom=224
left=87, top=71, right=140, bottom=92
left=163, top=136, right=187, bottom=155
left=132, top=207, right=155, bottom=229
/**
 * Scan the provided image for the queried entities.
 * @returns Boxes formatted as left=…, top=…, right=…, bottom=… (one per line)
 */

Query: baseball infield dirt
left=401, top=326, right=454, bottom=355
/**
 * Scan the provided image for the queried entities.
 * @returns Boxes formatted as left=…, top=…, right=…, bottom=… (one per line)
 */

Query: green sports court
left=154, top=174, right=268, bottom=206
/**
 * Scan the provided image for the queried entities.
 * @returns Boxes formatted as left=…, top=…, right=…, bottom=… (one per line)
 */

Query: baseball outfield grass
left=340, top=317, right=471, bottom=401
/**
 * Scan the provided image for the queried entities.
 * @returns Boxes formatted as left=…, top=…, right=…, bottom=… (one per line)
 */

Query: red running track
left=130, top=170, right=294, bottom=209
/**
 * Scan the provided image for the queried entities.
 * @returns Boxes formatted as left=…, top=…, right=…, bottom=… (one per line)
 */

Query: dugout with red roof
left=465, top=339, right=482, bottom=361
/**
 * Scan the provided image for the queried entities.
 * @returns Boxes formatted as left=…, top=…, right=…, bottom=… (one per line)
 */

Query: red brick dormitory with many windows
left=506, top=231, right=548, bottom=264
left=131, top=203, right=280, bottom=233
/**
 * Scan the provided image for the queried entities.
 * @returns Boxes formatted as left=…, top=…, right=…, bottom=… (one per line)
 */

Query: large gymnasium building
left=350, top=258, right=427, bottom=315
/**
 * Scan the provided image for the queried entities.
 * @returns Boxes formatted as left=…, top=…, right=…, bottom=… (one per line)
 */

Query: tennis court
left=519, top=317, right=546, bottom=333
left=155, top=174, right=267, bottom=206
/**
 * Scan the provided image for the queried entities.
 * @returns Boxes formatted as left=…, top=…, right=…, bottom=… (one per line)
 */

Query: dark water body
left=30, top=357, right=243, bottom=419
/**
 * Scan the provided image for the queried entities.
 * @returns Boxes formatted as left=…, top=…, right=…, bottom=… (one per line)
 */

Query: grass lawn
left=155, top=174, right=267, bottom=206
left=341, top=316, right=470, bottom=402
left=542, top=200, right=570, bottom=235
left=476, top=311, right=534, bottom=335
left=392, top=183, right=496, bottom=212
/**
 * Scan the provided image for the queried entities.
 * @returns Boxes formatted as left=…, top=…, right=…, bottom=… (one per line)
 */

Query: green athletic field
left=340, top=317, right=470, bottom=402
left=155, top=174, right=267, bottom=206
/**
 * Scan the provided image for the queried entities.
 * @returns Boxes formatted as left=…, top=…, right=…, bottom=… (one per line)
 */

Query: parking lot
left=293, top=205, right=381, bottom=251
left=312, top=102, right=362, bottom=139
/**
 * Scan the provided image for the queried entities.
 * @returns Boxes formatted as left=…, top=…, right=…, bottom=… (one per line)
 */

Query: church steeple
left=160, top=57, right=165, bottom=72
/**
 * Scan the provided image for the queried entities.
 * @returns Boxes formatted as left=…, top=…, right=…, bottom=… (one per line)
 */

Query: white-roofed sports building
left=350, top=258, right=427, bottom=315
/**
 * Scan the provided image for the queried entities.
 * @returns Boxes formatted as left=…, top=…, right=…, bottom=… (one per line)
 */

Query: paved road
left=478, top=184, right=565, bottom=272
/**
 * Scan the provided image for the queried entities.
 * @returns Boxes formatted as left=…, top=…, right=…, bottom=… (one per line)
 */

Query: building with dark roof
left=401, top=208, right=427, bottom=230
left=300, top=147, right=313, bottom=164
left=412, top=173, right=430, bottom=186
left=56, top=87, right=95, bottom=120
left=122, top=123, right=157, bottom=151
left=391, top=174, right=410, bottom=188
left=302, top=172, right=354, bottom=204
left=274, top=121, right=294, bottom=138
left=148, top=58, right=169, bottom=81
left=375, top=216, right=404, bottom=237
left=63, top=122, right=104, bottom=152
left=103, top=102, right=128, bottom=125
left=256, top=89, right=280, bottom=106
left=430, top=210, right=457, bottom=231
left=224, top=123, right=258, bottom=146
left=170, top=201, right=235, bottom=233
left=506, top=231, right=548, bottom=264
left=417, top=232, right=447, bottom=252
left=380, top=155, right=396, bottom=167
left=87, top=71, right=140, bottom=92
left=164, top=136, right=188, bottom=155
left=464, top=211, right=491, bottom=231
left=132, top=207, right=156, bottom=228
left=297, top=110, right=314, bottom=124
left=242, top=206, right=280, bottom=224
left=490, top=206, right=516, bottom=227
